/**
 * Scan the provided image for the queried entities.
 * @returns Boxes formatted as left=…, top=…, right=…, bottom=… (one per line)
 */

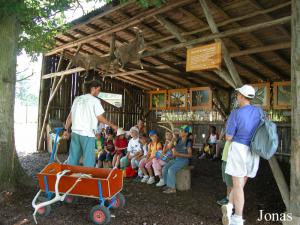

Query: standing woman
left=160, top=127, right=192, bottom=194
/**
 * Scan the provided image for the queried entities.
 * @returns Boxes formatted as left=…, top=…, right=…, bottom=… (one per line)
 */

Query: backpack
left=250, top=110, right=279, bottom=160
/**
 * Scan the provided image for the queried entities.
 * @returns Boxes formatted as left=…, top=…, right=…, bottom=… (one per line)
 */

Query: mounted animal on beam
left=114, top=27, right=145, bottom=69
left=66, top=52, right=114, bottom=78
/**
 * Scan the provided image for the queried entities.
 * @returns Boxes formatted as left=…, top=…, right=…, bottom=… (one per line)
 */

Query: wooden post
left=290, top=0, right=300, bottom=216
left=37, top=55, right=47, bottom=151
left=268, top=157, right=290, bottom=209
left=37, top=44, right=82, bottom=151
left=154, top=15, right=187, bottom=43
left=199, top=0, right=242, bottom=87
left=213, top=69, right=236, bottom=88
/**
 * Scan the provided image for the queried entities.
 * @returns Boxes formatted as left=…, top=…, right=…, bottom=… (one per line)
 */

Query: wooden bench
left=176, top=165, right=194, bottom=191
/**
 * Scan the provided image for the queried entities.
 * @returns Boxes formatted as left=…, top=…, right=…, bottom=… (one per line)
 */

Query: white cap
left=116, top=128, right=126, bottom=136
left=130, top=126, right=139, bottom=134
left=235, top=85, right=255, bottom=99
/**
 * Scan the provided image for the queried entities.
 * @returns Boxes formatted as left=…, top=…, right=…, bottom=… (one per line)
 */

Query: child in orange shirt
left=139, top=130, right=162, bottom=184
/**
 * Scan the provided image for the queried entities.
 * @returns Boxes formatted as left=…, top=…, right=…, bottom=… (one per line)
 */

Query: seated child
left=120, top=126, right=142, bottom=170
left=98, top=129, right=115, bottom=168
left=139, top=130, right=162, bottom=185
left=199, top=125, right=219, bottom=159
left=153, top=131, right=174, bottom=186
left=112, top=128, right=128, bottom=168
left=134, top=134, right=149, bottom=178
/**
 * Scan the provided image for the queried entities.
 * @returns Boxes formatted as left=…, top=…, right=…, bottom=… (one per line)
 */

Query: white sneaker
left=141, top=175, right=149, bottom=183
left=230, top=214, right=244, bottom=225
left=147, top=176, right=155, bottom=184
left=221, top=203, right=233, bottom=225
left=156, top=178, right=165, bottom=187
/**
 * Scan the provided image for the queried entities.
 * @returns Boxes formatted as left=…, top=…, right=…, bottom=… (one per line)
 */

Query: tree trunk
left=0, top=11, right=31, bottom=191
left=290, top=0, right=300, bottom=216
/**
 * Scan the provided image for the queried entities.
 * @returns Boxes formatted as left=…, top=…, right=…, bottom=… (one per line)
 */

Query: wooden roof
left=45, top=0, right=291, bottom=90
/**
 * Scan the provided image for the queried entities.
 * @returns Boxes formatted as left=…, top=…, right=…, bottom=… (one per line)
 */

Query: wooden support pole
left=268, top=157, right=290, bottom=210
left=213, top=69, right=236, bottom=88
left=37, top=55, right=47, bottom=151
left=43, top=67, right=86, bottom=79
left=154, top=15, right=187, bottom=43
left=37, top=44, right=82, bottom=151
left=290, top=0, right=300, bottom=216
left=199, top=0, right=243, bottom=87
left=109, top=33, right=116, bottom=59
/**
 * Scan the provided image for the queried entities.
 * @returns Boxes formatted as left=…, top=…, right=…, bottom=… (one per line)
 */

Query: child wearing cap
left=112, top=128, right=128, bottom=168
left=139, top=130, right=162, bottom=185
left=120, top=126, right=142, bottom=170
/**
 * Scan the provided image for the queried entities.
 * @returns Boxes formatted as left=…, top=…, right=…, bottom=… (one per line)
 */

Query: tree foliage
left=0, top=0, right=165, bottom=58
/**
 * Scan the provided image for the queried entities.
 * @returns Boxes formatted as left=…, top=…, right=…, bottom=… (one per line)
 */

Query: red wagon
left=32, top=162, right=125, bottom=225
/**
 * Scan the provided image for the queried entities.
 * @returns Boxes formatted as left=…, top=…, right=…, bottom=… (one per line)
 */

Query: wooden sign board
left=149, top=90, right=167, bottom=111
left=251, top=83, right=270, bottom=110
left=186, top=42, right=221, bottom=71
left=273, top=81, right=291, bottom=110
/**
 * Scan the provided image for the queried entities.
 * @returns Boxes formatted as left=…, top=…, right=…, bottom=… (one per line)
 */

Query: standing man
left=221, top=85, right=261, bottom=225
left=63, top=80, right=118, bottom=167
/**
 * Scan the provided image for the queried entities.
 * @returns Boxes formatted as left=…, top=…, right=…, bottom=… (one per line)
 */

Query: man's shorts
left=225, top=142, right=260, bottom=178
left=222, top=161, right=233, bottom=187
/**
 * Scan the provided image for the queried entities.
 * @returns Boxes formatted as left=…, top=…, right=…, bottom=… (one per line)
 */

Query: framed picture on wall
left=273, top=81, right=291, bottom=109
left=149, top=90, right=167, bottom=110
left=251, top=83, right=270, bottom=110
left=190, top=87, right=212, bottom=110
left=168, top=89, right=188, bottom=110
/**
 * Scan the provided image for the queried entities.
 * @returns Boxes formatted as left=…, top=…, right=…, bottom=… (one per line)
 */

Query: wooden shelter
left=37, top=0, right=299, bottom=220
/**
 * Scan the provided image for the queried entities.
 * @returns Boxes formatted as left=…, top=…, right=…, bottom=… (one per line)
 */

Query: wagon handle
left=32, top=170, right=81, bottom=224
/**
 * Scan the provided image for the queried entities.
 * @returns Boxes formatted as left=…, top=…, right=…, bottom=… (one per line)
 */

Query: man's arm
left=63, top=113, right=72, bottom=139
left=96, top=115, right=118, bottom=131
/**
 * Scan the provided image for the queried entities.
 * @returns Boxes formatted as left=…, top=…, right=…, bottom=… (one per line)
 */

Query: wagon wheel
left=107, top=193, right=126, bottom=209
left=64, top=195, right=78, bottom=204
left=36, top=197, right=51, bottom=217
left=90, top=205, right=111, bottom=225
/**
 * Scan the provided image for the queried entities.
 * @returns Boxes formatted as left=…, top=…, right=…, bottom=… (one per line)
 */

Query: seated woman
left=158, top=127, right=192, bottom=194
left=199, top=125, right=219, bottom=159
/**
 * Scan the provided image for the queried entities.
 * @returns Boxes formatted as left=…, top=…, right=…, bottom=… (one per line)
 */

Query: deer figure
left=114, top=27, right=145, bottom=69
left=68, top=52, right=113, bottom=78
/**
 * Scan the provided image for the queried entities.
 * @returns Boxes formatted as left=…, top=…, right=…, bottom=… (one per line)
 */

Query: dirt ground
left=0, top=152, right=286, bottom=225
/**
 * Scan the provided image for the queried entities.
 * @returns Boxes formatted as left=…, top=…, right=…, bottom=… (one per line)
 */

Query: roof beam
left=114, top=76, right=151, bottom=90
left=154, top=15, right=187, bottom=43
left=199, top=0, right=243, bottom=87
left=209, top=1, right=290, bottom=79
left=147, top=2, right=291, bottom=46
left=142, top=16, right=291, bottom=57
left=46, top=0, right=193, bottom=56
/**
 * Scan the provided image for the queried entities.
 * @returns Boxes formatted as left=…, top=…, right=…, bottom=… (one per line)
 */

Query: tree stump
left=176, top=166, right=193, bottom=191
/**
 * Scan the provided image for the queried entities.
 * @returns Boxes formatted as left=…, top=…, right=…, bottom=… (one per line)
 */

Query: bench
left=176, top=165, right=194, bottom=191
